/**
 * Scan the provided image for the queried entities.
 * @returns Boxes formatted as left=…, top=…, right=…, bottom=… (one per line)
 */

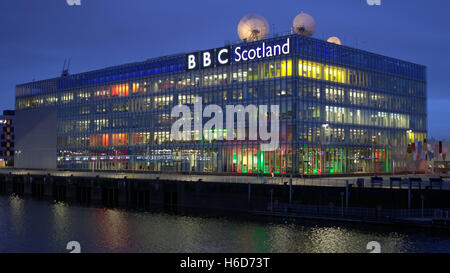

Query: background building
left=0, top=110, right=15, bottom=168
left=428, top=139, right=449, bottom=174
left=14, top=106, right=57, bottom=170
left=14, top=33, right=427, bottom=175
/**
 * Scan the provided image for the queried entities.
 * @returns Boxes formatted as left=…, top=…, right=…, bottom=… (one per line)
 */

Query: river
left=1, top=195, right=449, bottom=253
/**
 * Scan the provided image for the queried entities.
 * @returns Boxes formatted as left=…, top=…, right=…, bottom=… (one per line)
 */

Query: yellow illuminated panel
left=281, top=60, right=292, bottom=77
left=298, top=60, right=347, bottom=84
left=407, top=131, right=426, bottom=144
left=257, top=60, right=292, bottom=80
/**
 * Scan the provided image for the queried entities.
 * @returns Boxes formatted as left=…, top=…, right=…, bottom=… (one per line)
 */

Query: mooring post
left=270, top=189, right=274, bottom=211
left=247, top=183, right=251, bottom=205
left=408, top=180, right=412, bottom=210
left=289, top=176, right=293, bottom=204
left=345, top=180, right=349, bottom=208
left=421, top=195, right=425, bottom=218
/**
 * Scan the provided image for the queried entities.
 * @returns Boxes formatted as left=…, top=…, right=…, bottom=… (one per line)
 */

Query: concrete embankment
left=1, top=170, right=450, bottom=228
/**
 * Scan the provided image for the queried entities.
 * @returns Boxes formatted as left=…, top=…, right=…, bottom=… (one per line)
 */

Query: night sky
left=1, top=0, right=449, bottom=139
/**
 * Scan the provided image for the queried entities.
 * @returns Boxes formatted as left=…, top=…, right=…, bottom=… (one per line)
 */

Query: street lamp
left=372, top=136, right=377, bottom=176
left=15, top=150, right=22, bottom=169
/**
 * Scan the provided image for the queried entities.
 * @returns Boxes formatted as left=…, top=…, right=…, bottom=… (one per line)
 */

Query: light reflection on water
left=0, top=195, right=449, bottom=253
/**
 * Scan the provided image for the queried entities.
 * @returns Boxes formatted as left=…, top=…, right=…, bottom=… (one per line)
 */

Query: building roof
left=16, top=33, right=426, bottom=97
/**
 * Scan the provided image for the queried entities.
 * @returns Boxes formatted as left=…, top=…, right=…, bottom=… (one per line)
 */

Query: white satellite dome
left=293, top=12, right=316, bottom=37
left=327, top=36, right=342, bottom=45
left=238, top=14, right=270, bottom=42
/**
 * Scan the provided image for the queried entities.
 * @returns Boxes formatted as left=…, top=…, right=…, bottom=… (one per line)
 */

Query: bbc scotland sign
left=186, top=47, right=231, bottom=70
left=186, top=38, right=291, bottom=70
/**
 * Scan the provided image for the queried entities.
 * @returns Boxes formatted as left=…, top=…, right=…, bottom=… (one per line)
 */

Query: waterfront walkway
left=0, top=168, right=448, bottom=190
left=252, top=203, right=450, bottom=229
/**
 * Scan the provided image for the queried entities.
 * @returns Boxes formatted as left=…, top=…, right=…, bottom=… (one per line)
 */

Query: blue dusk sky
left=0, top=0, right=449, bottom=139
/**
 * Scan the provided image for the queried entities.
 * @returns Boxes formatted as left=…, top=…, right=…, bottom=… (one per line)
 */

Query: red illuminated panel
left=111, top=84, right=129, bottom=97
left=90, top=133, right=128, bottom=147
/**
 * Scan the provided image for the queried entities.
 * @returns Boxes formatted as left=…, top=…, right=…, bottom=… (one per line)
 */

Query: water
left=1, top=195, right=450, bottom=253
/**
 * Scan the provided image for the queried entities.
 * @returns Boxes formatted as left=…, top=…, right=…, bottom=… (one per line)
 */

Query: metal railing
left=0, top=169, right=448, bottom=190
left=251, top=176, right=449, bottom=190
left=272, top=203, right=450, bottom=220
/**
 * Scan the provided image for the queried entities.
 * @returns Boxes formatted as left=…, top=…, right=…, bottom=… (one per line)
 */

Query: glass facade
left=15, top=34, right=427, bottom=175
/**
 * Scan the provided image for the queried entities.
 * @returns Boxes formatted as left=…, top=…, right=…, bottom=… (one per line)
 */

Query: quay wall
left=1, top=173, right=450, bottom=212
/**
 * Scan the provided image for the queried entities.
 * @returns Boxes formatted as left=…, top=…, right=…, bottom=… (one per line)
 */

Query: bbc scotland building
left=14, top=33, right=427, bottom=176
